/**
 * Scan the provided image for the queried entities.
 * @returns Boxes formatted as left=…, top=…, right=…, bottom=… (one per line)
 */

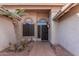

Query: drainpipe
left=53, top=3, right=78, bottom=21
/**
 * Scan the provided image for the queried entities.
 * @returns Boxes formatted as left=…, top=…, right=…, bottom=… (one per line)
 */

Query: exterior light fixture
left=76, top=13, right=79, bottom=16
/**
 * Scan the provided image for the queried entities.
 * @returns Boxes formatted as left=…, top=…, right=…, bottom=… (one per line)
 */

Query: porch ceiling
left=0, top=3, right=65, bottom=6
left=1, top=3, right=65, bottom=10
left=25, top=10, right=50, bottom=13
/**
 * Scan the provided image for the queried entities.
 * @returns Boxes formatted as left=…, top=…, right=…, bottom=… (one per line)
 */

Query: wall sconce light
left=76, top=13, right=79, bottom=16
left=47, top=24, right=50, bottom=28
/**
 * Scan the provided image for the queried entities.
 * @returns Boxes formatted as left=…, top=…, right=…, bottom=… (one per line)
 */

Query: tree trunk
left=12, top=19, right=21, bottom=43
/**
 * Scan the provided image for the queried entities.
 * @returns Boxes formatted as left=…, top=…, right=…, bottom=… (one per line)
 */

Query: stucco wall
left=49, top=19, right=58, bottom=44
left=0, top=16, right=16, bottom=51
left=49, top=9, right=60, bottom=45
left=57, top=5, right=79, bottom=55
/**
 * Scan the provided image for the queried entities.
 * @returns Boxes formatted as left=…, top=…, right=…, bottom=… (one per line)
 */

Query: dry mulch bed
left=0, top=41, right=34, bottom=56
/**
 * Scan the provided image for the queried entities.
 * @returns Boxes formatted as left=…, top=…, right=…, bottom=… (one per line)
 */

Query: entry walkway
left=29, top=41, right=55, bottom=56
left=0, top=41, right=72, bottom=56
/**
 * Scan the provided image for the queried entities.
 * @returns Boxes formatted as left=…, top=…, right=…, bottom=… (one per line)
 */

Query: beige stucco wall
left=48, top=9, right=60, bottom=45
left=0, top=16, right=17, bottom=51
left=57, top=5, right=79, bottom=55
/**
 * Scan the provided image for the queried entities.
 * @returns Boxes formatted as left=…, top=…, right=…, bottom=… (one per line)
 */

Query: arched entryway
left=37, top=18, right=48, bottom=41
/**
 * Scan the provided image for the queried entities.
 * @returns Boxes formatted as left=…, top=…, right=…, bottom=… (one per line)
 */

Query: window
left=23, top=18, right=34, bottom=36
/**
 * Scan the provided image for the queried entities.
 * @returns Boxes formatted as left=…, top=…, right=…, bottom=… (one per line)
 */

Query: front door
left=41, top=25, right=48, bottom=41
left=37, top=25, right=48, bottom=41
